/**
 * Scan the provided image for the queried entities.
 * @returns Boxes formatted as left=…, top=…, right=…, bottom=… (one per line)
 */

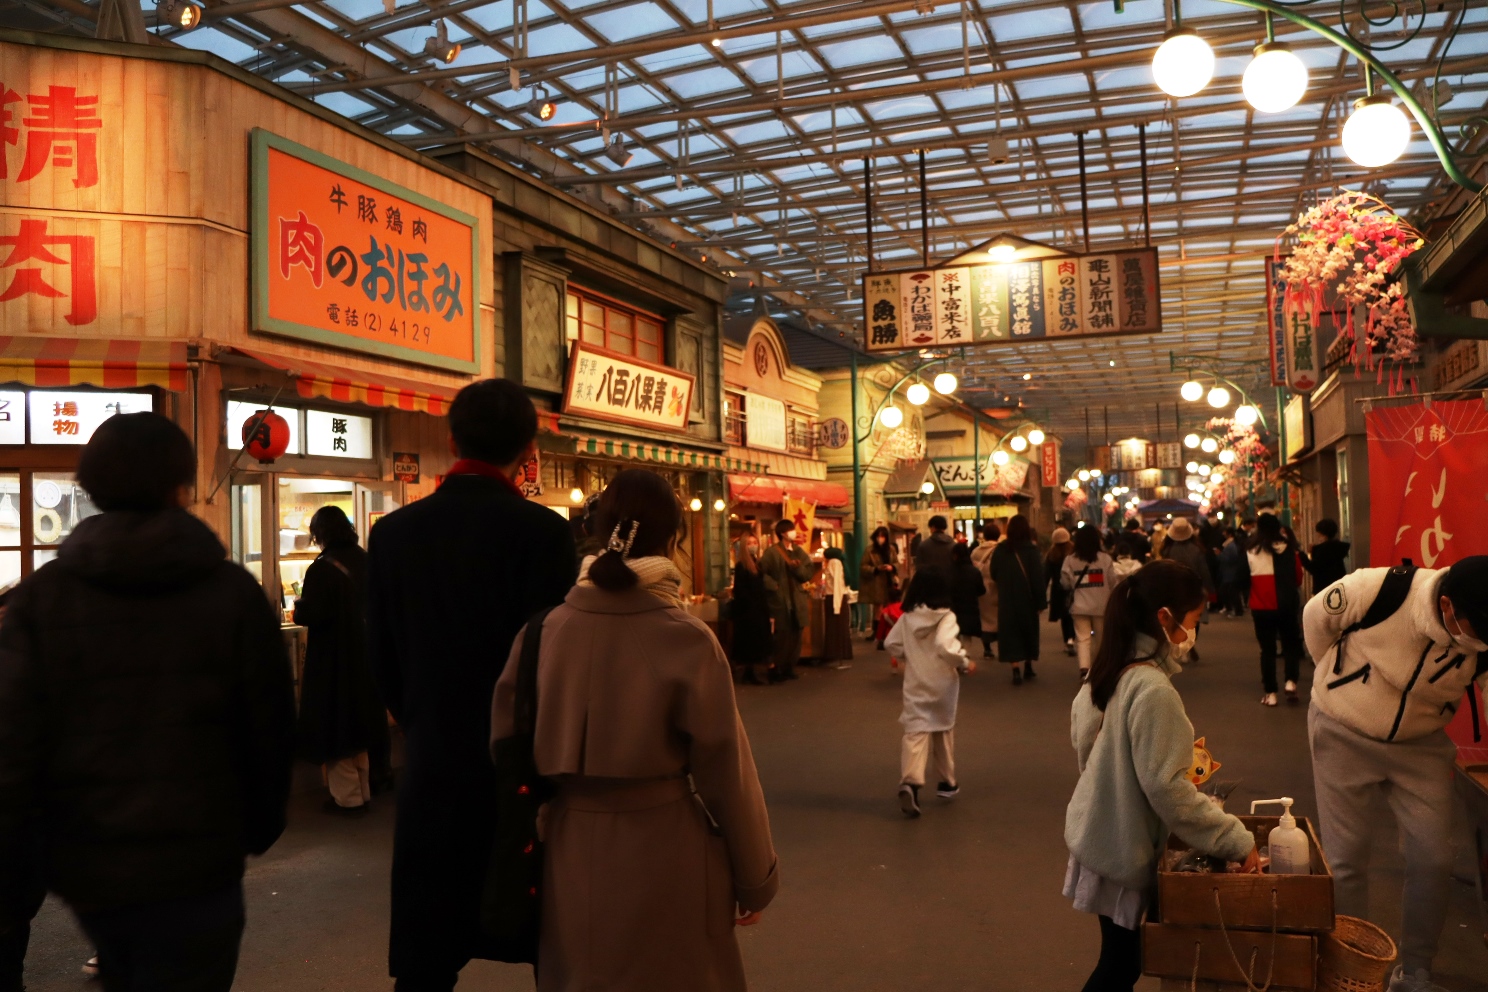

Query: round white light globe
left=1234, top=404, right=1260, bottom=427
left=1207, top=385, right=1231, bottom=408
left=992, top=450, right=1010, bottom=466
left=1152, top=30, right=1215, bottom=98
left=1027, top=428, right=1045, bottom=445
left=689, top=497, right=703, bottom=511
left=879, top=404, right=904, bottom=429
left=1180, top=380, right=1204, bottom=402
left=569, top=487, right=584, bottom=504
left=1343, top=96, right=1410, bottom=168
left=933, top=372, right=958, bottom=395
left=988, top=244, right=1018, bottom=263
left=1210, top=473, right=1224, bottom=484
left=1243, top=43, right=1308, bottom=113
left=1198, top=464, right=1212, bottom=477
left=1078, top=469, right=1091, bottom=482
left=920, top=481, right=936, bottom=495
left=714, top=498, right=727, bottom=512
left=1185, top=460, right=1200, bottom=473
left=1219, top=448, right=1236, bottom=464
left=1184, top=433, right=1201, bottom=449
left=1067, top=479, right=1079, bottom=491
left=906, top=382, right=931, bottom=406
left=1010, top=435, right=1029, bottom=452
left=1201, top=437, right=1219, bottom=454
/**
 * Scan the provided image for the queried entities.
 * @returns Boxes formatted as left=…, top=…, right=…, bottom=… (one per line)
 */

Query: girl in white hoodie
left=884, top=570, right=975, bottom=818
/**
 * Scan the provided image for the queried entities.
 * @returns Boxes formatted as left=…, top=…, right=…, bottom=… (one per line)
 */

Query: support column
left=850, top=351, right=866, bottom=588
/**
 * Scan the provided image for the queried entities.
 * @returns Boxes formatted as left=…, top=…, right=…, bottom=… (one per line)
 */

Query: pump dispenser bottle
left=1250, top=797, right=1311, bottom=875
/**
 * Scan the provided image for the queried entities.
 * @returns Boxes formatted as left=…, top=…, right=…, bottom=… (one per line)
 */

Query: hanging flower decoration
left=1276, top=190, right=1424, bottom=375
left=1064, top=486, right=1088, bottom=513
left=1207, top=416, right=1271, bottom=483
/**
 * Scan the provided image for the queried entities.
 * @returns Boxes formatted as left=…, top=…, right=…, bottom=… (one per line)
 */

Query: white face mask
left=1446, top=614, right=1488, bottom=653
left=1159, top=609, right=1198, bottom=659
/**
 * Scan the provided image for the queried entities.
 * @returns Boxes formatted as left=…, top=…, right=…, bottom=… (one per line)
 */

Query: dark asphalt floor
left=20, top=611, right=1488, bottom=991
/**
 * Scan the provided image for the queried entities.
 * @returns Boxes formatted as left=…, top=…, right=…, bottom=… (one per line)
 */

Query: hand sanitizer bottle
left=1250, top=797, right=1311, bottom=875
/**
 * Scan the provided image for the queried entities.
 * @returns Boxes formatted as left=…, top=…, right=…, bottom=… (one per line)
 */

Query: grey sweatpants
left=1308, top=703, right=1457, bottom=973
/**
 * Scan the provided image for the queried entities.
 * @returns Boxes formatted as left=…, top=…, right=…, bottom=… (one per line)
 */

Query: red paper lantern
left=242, top=409, right=290, bottom=463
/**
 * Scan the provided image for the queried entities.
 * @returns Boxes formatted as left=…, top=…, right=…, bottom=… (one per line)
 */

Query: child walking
left=884, top=571, right=975, bottom=818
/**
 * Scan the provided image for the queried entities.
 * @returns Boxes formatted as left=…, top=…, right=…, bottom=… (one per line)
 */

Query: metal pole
left=1077, top=131, right=1091, bottom=252
left=864, top=157, right=874, bottom=273
left=973, top=404, right=981, bottom=530
left=850, top=350, right=866, bottom=587
left=1139, top=123, right=1152, bottom=247
left=1276, top=384, right=1291, bottom=527
left=919, top=147, right=929, bottom=267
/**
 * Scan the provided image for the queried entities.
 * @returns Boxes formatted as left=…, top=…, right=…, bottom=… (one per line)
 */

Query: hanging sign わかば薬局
left=251, top=130, right=481, bottom=374
left=562, top=341, right=696, bottom=433
left=862, top=247, right=1160, bottom=353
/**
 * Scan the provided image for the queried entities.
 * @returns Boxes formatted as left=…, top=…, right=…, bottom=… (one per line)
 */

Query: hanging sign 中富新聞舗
left=862, top=247, right=1160, bottom=353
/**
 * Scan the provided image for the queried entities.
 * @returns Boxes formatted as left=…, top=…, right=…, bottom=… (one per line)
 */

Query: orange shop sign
left=251, top=130, right=481, bottom=374
left=562, top=341, right=695, bottom=433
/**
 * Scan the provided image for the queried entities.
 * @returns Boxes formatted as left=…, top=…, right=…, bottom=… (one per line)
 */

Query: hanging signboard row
left=861, top=247, right=1162, bottom=354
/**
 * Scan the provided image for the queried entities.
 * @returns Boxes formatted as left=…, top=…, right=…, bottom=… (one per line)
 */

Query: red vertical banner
left=1041, top=440, right=1061, bottom=488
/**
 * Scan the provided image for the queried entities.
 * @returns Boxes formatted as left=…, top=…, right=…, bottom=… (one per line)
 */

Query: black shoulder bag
left=481, top=606, right=558, bottom=966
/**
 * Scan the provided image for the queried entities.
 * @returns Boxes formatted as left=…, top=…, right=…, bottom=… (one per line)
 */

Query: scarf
left=443, top=459, right=523, bottom=497
left=578, top=554, right=687, bottom=609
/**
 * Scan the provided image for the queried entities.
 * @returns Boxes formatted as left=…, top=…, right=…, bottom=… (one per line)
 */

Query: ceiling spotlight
left=689, top=497, right=703, bottom=512
left=604, top=135, right=634, bottom=167
left=1201, top=437, right=1219, bottom=454
left=569, top=487, right=584, bottom=504
left=1234, top=404, right=1260, bottom=427
left=1180, top=379, right=1204, bottom=402
left=159, top=0, right=203, bottom=28
left=1022, top=372, right=1032, bottom=381
left=1010, top=435, right=1029, bottom=452
left=1078, top=469, right=1091, bottom=482
left=714, top=497, right=727, bottom=511
left=989, top=243, right=1017, bottom=263
left=913, top=0, right=936, bottom=13
left=1206, top=385, right=1231, bottom=408
left=527, top=87, right=558, bottom=121
left=1343, top=93, right=1411, bottom=168
left=424, top=19, right=461, bottom=63
left=1109, top=360, right=1117, bottom=367
left=1243, top=42, right=1308, bottom=113
left=987, top=136, right=1011, bottom=166
left=1219, top=449, right=1237, bottom=464
left=1152, top=28, right=1215, bottom=98
left=933, top=372, right=958, bottom=395
left=1183, top=433, right=1201, bottom=449
left=711, top=37, right=723, bottom=47
left=1186, top=460, right=1200, bottom=474
left=878, top=404, right=904, bottom=429
left=992, top=450, right=1010, bottom=466
left=1027, top=428, right=1045, bottom=445
left=920, top=481, right=937, bottom=495
left=906, top=382, right=931, bottom=406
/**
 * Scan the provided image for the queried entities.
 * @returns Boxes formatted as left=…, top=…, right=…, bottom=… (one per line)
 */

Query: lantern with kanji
left=242, top=409, right=290, bottom=463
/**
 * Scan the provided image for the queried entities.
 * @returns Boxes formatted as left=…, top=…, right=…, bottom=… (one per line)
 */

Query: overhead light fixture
left=906, top=382, right=931, bottom=406
left=1078, top=469, right=1091, bottom=482
left=1198, top=464, right=1212, bottom=477
left=987, top=136, right=1011, bottom=165
left=1219, top=448, right=1237, bottom=464
left=1067, top=479, right=1079, bottom=491
left=1027, top=428, right=1045, bottom=445
left=569, top=487, right=584, bottom=504
left=424, top=19, right=461, bottom=63
left=1022, top=372, right=1032, bottom=381
left=1183, top=432, right=1201, bottom=449
left=1109, top=360, right=1116, bottom=367
left=1152, top=28, right=1215, bottom=98
left=1234, top=404, right=1260, bottom=427
left=713, top=497, right=727, bottom=512
left=1243, top=42, right=1308, bottom=113
left=933, top=372, right=958, bottom=394
left=1201, top=437, right=1219, bottom=454
left=878, top=404, right=904, bottom=429
left=604, top=135, right=634, bottom=167
left=1010, top=435, right=1029, bottom=452
left=710, top=37, right=723, bottom=47
left=1343, top=93, right=1410, bottom=168
left=920, top=481, right=936, bottom=495
left=158, top=0, right=203, bottom=28
left=1210, top=473, right=1224, bottom=484
left=1180, top=379, right=1204, bottom=402
left=1186, top=460, right=1200, bottom=474
left=1206, top=385, right=1231, bottom=408
left=992, top=450, right=1011, bottom=466
left=527, top=87, right=558, bottom=121
left=989, top=243, right=1017, bottom=263
left=689, top=496, right=703, bottom=512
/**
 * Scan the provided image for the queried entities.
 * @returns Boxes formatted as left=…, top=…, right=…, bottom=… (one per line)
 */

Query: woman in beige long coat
left=492, top=468, right=779, bottom=992
left=969, top=522, right=1001, bottom=659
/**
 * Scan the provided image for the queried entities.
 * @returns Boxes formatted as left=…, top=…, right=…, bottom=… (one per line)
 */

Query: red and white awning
left=227, top=348, right=463, bottom=416
left=0, top=337, right=189, bottom=390
left=726, top=474, right=850, bottom=508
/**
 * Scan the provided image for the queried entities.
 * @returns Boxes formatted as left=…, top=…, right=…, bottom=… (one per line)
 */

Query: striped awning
left=573, top=434, right=765, bottom=474
left=0, top=337, right=189, bottom=390
left=229, top=348, right=462, bottom=416
left=726, top=474, right=851, bottom=508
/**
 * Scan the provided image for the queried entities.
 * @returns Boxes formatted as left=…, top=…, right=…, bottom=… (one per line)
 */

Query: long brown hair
left=588, top=469, right=683, bottom=591
left=1088, top=559, right=1205, bottom=710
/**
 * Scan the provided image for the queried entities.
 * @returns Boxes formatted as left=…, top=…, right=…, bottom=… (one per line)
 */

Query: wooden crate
left=1143, top=921, right=1317, bottom=992
left=1158, top=815, right=1334, bottom=933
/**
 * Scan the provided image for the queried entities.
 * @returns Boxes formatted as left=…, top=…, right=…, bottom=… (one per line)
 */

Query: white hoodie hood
left=884, top=606, right=970, bottom=733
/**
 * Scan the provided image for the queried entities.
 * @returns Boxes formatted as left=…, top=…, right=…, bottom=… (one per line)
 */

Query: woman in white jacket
left=1061, top=524, right=1114, bottom=679
left=884, top=570, right=975, bottom=819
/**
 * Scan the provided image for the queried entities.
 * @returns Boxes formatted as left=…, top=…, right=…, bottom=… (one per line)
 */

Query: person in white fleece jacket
left=1303, top=556, right=1488, bottom=992
left=884, top=569, right=975, bottom=819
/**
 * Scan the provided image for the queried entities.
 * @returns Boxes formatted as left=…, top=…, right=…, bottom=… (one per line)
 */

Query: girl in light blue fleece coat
left=1064, top=560, right=1259, bottom=992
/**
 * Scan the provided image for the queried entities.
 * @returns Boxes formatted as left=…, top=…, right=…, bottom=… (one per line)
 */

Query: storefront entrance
left=0, top=467, right=97, bottom=588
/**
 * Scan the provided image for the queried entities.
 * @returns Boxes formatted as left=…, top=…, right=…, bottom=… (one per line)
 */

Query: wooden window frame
left=565, top=285, right=666, bottom=363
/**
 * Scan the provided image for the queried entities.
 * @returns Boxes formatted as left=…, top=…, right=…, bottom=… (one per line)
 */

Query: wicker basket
left=1318, top=916, right=1397, bottom=992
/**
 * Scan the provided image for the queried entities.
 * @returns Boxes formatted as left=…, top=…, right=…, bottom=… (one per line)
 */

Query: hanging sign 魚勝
left=252, top=130, right=481, bottom=374
left=562, top=341, right=696, bottom=433
left=862, top=247, right=1161, bottom=353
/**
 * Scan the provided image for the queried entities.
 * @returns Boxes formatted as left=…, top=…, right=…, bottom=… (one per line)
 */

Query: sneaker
left=83, top=956, right=100, bottom=979
left=936, top=781, right=960, bottom=799
left=1261, top=692, right=1278, bottom=707
left=1388, top=966, right=1450, bottom=992
left=1284, top=680, right=1299, bottom=702
left=898, top=784, right=921, bottom=818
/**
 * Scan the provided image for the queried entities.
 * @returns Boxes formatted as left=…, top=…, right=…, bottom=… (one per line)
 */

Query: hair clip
left=620, top=520, right=640, bottom=558
left=606, top=519, right=641, bottom=558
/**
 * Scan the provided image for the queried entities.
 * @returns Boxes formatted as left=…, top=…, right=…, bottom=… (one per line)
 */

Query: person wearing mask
left=1117, top=518, right=1151, bottom=563
left=1242, top=513, right=1306, bottom=706
left=294, top=505, right=388, bottom=816
left=1217, top=528, right=1248, bottom=618
left=730, top=534, right=774, bottom=685
left=969, top=523, right=1001, bottom=660
left=991, top=515, right=1046, bottom=686
left=820, top=547, right=855, bottom=668
left=1302, top=518, right=1351, bottom=594
left=491, top=469, right=778, bottom=992
left=1150, top=522, right=1169, bottom=561
left=913, top=514, right=956, bottom=581
left=1160, top=517, right=1214, bottom=654
left=369, top=379, right=578, bottom=992
left=1061, top=526, right=1113, bottom=680
left=1046, top=527, right=1077, bottom=657
left=0, top=413, right=295, bottom=992
left=760, top=519, right=819, bottom=682
left=1065, top=560, right=1260, bottom=992
left=1304, top=556, right=1488, bottom=992
left=860, top=527, right=900, bottom=648
left=884, top=570, right=975, bottom=818
left=950, top=542, right=986, bottom=655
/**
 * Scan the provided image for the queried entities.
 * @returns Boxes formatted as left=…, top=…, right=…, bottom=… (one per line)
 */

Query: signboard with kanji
left=252, top=130, right=481, bottom=373
left=562, top=341, right=696, bottom=433
left=861, top=247, right=1161, bottom=353
left=1281, top=294, right=1322, bottom=393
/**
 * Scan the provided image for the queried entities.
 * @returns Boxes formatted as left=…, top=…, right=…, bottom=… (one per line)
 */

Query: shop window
left=0, top=471, right=100, bottom=585
left=226, top=401, right=372, bottom=461
left=724, top=391, right=747, bottom=445
left=565, top=287, right=664, bottom=362
left=787, top=415, right=817, bottom=456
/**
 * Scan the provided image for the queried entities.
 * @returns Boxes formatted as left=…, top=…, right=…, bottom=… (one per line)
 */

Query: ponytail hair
left=1087, top=559, right=1205, bottom=710
left=587, top=469, right=683, bottom=592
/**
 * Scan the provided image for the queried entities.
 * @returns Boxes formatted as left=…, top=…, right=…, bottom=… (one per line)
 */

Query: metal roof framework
left=9, top=0, right=1488, bottom=442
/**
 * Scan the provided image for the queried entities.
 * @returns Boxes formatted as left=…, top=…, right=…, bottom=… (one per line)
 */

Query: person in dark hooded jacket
left=0, top=412, right=294, bottom=992
left=914, top=515, right=956, bottom=581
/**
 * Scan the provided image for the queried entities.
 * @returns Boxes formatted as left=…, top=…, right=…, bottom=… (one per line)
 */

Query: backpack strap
left=1332, top=559, right=1417, bottom=675
left=513, top=607, right=557, bottom=737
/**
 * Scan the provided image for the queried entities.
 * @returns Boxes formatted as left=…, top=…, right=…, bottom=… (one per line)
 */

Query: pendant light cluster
left=1151, top=0, right=1410, bottom=168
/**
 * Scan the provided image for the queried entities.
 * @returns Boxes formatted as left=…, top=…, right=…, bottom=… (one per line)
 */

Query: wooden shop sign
left=562, top=341, right=695, bottom=433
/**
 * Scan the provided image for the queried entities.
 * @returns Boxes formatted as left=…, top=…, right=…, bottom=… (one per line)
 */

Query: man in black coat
left=913, top=514, right=957, bottom=580
left=0, top=413, right=295, bottom=992
left=369, top=379, right=577, bottom=991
